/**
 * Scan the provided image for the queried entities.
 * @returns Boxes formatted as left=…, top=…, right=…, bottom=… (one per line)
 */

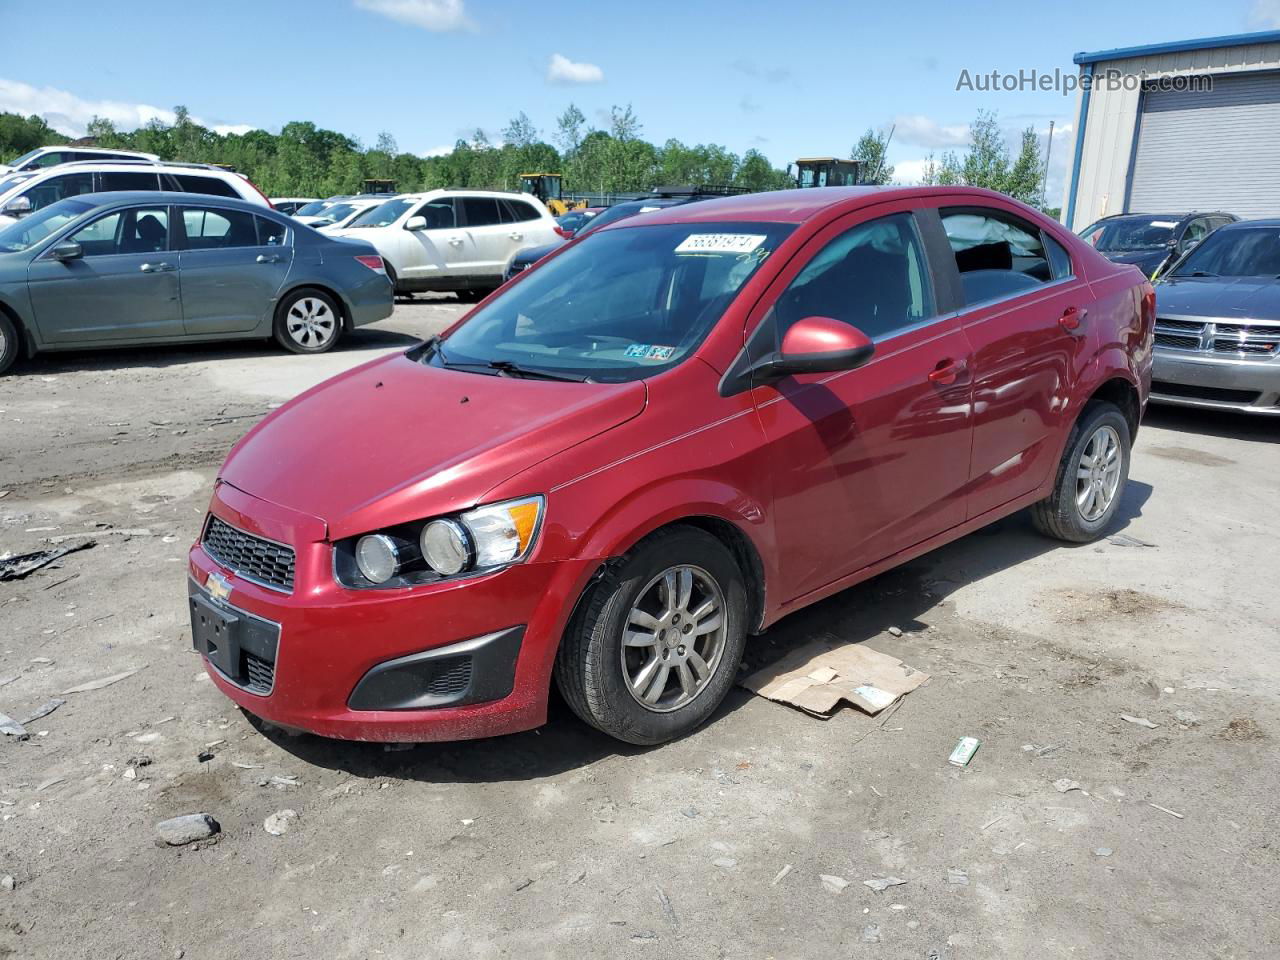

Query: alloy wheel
left=286, top=297, right=336, bottom=349
left=1076, top=424, right=1123, bottom=521
left=621, top=564, right=727, bottom=713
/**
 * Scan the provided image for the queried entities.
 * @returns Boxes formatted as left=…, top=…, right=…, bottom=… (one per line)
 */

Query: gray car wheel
left=273, top=289, right=342, bottom=355
left=0, top=312, right=19, bottom=375
left=1032, top=402, right=1131, bottom=542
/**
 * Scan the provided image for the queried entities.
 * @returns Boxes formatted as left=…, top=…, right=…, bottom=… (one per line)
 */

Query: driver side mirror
left=405, top=216, right=428, bottom=232
left=4, top=196, right=32, bottom=218
left=718, top=315, right=875, bottom=396
left=49, top=240, right=83, bottom=262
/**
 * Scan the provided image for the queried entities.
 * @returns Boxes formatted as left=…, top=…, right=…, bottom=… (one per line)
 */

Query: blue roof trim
left=1074, top=29, right=1280, bottom=65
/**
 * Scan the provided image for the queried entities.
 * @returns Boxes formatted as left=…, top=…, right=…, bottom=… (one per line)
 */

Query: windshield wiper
left=1189, top=270, right=1219, bottom=277
left=438, top=355, right=589, bottom=382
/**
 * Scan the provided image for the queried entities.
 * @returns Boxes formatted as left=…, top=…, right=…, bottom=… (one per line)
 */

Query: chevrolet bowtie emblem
left=205, top=571, right=233, bottom=604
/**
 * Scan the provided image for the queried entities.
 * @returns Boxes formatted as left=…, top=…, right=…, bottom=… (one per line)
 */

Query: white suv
left=0, top=145, right=159, bottom=175
left=332, top=190, right=559, bottom=299
left=0, top=161, right=271, bottom=228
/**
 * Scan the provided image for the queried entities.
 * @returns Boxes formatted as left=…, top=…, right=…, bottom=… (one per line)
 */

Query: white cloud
left=354, top=0, right=471, bottom=31
left=420, top=144, right=454, bottom=157
left=892, top=114, right=970, bottom=149
left=213, top=124, right=254, bottom=136
left=891, top=158, right=934, bottom=185
left=0, top=77, right=255, bottom=139
left=547, top=53, right=604, bottom=86
left=1249, top=0, right=1280, bottom=27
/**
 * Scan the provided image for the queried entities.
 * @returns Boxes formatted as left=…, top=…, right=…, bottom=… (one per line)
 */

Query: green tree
left=851, top=127, right=894, bottom=185
left=959, top=110, right=1009, bottom=190
left=1004, top=126, right=1045, bottom=205
left=609, top=104, right=642, bottom=142
left=554, top=103, right=587, bottom=155
left=501, top=112, right=538, bottom=148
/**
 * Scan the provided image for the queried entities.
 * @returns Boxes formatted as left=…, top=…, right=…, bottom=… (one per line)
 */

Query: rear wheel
left=273, top=288, right=342, bottom=354
left=1032, top=402, right=1131, bottom=542
left=0, top=312, right=18, bottom=375
left=555, top=526, right=748, bottom=745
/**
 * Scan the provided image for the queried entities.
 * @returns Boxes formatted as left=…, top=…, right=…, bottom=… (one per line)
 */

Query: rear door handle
left=1059, top=305, right=1087, bottom=332
left=140, top=262, right=174, bottom=273
left=928, top=358, right=966, bottom=385
left=509, top=232, right=523, bottom=240
left=256, top=254, right=280, bottom=264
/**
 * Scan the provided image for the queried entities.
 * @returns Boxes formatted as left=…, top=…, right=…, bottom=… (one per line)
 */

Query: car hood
left=1156, top=276, right=1280, bottom=322
left=1101, top=249, right=1167, bottom=275
left=218, top=350, right=647, bottom=540
left=512, top=240, right=564, bottom=267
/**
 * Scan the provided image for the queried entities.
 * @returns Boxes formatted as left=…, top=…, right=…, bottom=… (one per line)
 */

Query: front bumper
left=188, top=482, right=596, bottom=742
left=1151, top=348, right=1280, bottom=415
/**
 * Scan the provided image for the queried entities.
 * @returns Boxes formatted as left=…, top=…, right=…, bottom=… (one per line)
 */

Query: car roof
left=633, top=186, right=1017, bottom=227
left=1219, top=218, right=1280, bottom=228
left=58, top=191, right=270, bottom=211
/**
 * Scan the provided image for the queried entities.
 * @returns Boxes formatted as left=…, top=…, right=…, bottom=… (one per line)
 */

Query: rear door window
left=460, top=196, right=503, bottom=228
left=170, top=174, right=240, bottom=198
left=256, top=215, right=288, bottom=246
left=941, top=208, right=1055, bottom=306
left=181, top=206, right=261, bottom=249
left=500, top=199, right=542, bottom=223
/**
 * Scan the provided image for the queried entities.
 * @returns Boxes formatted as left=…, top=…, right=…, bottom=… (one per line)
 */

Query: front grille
left=203, top=516, right=295, bottom=592
left=1155, top=317, right=1206, bottom=333
left=244, top=652, right=275, bottom=694
left=1151, top=380, right=1261, bottom=404
left=424, top=656, right=473, bottom=697
left=1154, top=333, right=1200, bottom=350
left=1211, top=323, right=1280, bottom=357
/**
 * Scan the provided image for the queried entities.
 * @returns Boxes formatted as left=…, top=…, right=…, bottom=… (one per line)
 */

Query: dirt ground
left=2, top=297, right=1277, bottom=959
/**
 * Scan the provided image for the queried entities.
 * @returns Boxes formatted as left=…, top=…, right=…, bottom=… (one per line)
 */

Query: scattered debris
left=1174, top=710, right=1202, bottom=727
left=196, top=752, right=215, bottom=763
left=680, top=806, right=698, bottom=819
left=231, top=762, right=262, bottom=770
left=264, top=809, right=298, bottom=836
left=946, top=868, right=969, bottom=886
left=268, top=775, right=300, bottom=790
left=1120, top=714, right=1159, bottom=729
left=1218, top=717, right=1266, bottom=742
left=515, top=878, right=534, bottom=891
left=0, top=712, right=27, bottom=739
left=820, top=874, right=851, bottom=893
left=771, top=864, right=793, bottom=886
left=655, top=885, right=678, bottom=926
left=46, top=529, right=150, bottom=544
left=863, top=876, right=907, bottom=893
left=887, top=626, right=903, bottom=637
left=1106, top=533, right=1155, bottom=548
left=981, top=816, right=1004, bottom=831
left=740, top=639, right=928, bottom=718
left=1148, top=803, right=1184, bottom=820
left=36, top=777, right=64, bottom=792
left=156, top=813, right=220, bottom=846
left=60, top=667, right=143, bottom=695
left=862, top=923, right=881, bottom=943
left=712, top=857, right=737, bottom=870
left=1094, top=847, right=1113, bottom=857
left=0, top=875, right=14, bottom=892
left=948, top=737, right=981, bottom=767
left=0, top=675, right=17, bottom=689
left=0, top=541, right=96, bottom=581
left=1053, top=778, right=1082, bottom=794
left=20, top=699, right=65, bottom=724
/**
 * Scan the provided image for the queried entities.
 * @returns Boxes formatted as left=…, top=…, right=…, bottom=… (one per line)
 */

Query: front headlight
left=336, top=495, right=544, bottom=588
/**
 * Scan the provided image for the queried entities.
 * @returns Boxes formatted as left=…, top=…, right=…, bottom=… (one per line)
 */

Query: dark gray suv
left=0, top=192, right=393, bottom=374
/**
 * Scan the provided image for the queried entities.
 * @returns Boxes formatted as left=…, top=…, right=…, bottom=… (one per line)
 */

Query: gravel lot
left=1, top=297, right=1277, bottom=959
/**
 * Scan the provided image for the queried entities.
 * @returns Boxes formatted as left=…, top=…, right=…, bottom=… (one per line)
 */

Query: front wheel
left=555, top=527, right=748, bottom=745
left=1032, top=402, right=1131, bottom=542
left=273, top=288, right=342, bottom=354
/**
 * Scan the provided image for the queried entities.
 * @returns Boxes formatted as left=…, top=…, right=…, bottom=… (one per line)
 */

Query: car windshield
left=295, top=199, right=335, bottom=217
left=0, top=197, right=96, bottom=252
left=313, top=202, right=357, bottom=224
left=1080, top=217, right=1177, bottom=252
left=434, top=221, right=791, bottom=383
left=575, top=200, right=671, bottom=239
left=348, top=198, right=414, bottom=228
left=0, top=172, right=37, bottom=197
left=6, top=149, right=42, bottom=168
left=1170, top=227, right=1280, bottom=278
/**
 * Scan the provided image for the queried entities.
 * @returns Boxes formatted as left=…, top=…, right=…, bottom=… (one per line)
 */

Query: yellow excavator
left=790, top=157, right=864, bottom=188
left=519, top=173, right=585, bottom=215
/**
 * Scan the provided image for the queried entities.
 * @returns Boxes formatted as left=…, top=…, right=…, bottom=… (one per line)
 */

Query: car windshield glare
left=0, top=172, right=37, bottom=196
left=1081, top=217, right=1177, bottom=252
left=315, top=202, right=356, bottom=224
left=0, top=197, right=96, bottom=252
left=6, top=150, right=42, bottom=169
left=295, top=200, right=335, bottom=217
left=1170, top=227, right=1280, bottom=278
left=436, top=221, right=792, bottom=383
left=349, top=198, right=414, bottom=228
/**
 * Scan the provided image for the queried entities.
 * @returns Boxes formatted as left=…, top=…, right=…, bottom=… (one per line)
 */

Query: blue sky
left=4, top=0, right=1277, bottom=203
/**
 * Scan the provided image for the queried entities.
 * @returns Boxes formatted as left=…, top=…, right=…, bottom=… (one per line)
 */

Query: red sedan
left=188, top=186, right=1154, bottom=745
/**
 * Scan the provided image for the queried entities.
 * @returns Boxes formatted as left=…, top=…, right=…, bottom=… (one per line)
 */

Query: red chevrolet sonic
left=188, top=187, right=1154, bottom=745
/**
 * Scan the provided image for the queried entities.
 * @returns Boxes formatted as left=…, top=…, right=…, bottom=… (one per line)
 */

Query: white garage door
left=1129, top=70, right=1280, bottom=218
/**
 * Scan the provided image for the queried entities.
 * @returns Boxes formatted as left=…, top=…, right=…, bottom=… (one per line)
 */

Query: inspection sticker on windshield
left=675, top=233, right=766, bottom=255
left=624, top=344, right=675, bottom=361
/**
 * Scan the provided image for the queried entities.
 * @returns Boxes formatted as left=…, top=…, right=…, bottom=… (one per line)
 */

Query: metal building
left=1063, top=30, right=1280, bottom=230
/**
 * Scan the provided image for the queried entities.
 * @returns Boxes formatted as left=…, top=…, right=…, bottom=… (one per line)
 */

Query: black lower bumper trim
left=347, top=626, right=524, bottom=711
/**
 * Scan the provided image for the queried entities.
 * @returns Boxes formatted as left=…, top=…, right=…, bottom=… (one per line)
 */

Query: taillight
left=355, top=255, right=386, bottom=274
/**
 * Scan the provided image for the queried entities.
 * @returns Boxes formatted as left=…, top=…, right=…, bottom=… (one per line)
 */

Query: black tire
left=0, top=312, right=18, bottom=375
left=457, top=287, right=489, bottom=303
left=1032, top=402, right=1131, bottom=542
left=555, top=526, right=748, bottom=745
left=384, top=262, right=400, bottom=297
left=273, top=288, right=343, bottom=355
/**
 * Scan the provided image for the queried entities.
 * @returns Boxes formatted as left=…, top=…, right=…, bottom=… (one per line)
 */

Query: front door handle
left=508, top=232, right=523, bottom=240
left=928, top=358, right=966, bottom=385
left=1059, top=305, right=1087, bottom=332
left=256, top=254, right=280, bottom=264
left=140, top=262, right=174, bottom=273
left=448, top=237, right=464, bottom=246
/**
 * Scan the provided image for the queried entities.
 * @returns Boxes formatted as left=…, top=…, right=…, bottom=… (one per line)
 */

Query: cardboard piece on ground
left=740, top=638, right=928, bottom=718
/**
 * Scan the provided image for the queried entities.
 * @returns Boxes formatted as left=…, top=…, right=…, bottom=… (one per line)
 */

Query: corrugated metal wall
left=1063, top=41, right=1280, bottom=229
left=1129, top=72, right=1280, bottom=217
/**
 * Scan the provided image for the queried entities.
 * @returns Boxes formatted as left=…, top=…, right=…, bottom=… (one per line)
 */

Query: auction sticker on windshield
left=675, top=233, right=766, bottom=254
